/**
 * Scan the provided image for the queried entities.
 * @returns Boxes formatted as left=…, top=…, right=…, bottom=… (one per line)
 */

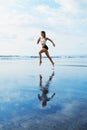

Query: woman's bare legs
left=45, top=50, right=54, bottom=66
left=39, top=48, right=47, bottom=65
left=39, top=48, right=54, bottom=66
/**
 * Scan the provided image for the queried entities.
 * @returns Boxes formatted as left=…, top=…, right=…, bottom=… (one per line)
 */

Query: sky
left=0, top=0, right=87, bottom=56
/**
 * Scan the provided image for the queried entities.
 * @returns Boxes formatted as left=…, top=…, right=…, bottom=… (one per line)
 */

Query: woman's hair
left=41, top=31, right=46, bottom=38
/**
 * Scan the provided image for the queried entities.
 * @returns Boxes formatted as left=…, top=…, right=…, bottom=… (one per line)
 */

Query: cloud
left=0, top=0, right=87, bottom=55
left=54, top=0, right=80, bottom=15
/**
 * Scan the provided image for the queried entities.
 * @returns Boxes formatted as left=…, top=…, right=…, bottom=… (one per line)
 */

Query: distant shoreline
left=0, top=55, right=87, bottom=59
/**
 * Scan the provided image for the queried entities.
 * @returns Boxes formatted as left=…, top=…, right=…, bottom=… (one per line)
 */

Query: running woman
left=37, top=31, right=55, bottom=66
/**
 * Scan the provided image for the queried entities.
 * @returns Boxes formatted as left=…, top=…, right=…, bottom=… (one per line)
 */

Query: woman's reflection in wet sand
left=38, top=71, right=55, bottom=107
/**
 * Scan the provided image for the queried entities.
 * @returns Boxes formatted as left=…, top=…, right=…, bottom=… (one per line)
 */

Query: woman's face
left=41, top=32, right=44, bottom=37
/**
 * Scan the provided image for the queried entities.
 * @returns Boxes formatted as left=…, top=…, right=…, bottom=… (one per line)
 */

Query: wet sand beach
left=0, top=58, right=87, bottom=130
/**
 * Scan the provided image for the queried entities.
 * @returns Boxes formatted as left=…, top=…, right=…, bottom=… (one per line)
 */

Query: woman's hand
left=53, top=43, right=55, bottom=47
left=37, top=37, right=40, bottom=44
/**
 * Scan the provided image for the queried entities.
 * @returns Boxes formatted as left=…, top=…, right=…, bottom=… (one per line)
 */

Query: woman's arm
left=37, top=37, right=41, bottom=44
left=46, top=37, right=55, bottom=47
left=47, top=93, right=55, bottom=101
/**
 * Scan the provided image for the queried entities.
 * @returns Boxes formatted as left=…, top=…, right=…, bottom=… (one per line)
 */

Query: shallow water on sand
left=0, top=58, right=87, bottom=130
